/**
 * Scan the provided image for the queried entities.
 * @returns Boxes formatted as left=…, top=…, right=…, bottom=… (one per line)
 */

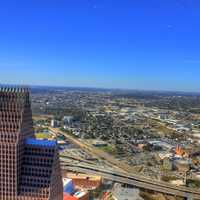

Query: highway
left=50, top=127, right=199, bottom=199
left=50, top=127, right=137, bottom=173
left=61, top=162, right=199, bottom=199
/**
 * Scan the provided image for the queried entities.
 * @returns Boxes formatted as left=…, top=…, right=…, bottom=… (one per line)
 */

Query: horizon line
left=1, top=83, right=200, bottom=94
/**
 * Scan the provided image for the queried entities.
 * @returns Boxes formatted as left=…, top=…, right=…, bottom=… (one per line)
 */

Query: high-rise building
left=0, top=87, right=63, bottom=200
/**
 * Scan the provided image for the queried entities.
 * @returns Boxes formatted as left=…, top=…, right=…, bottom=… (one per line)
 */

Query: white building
left=51, top=119, right=60, bottom=128
left=112, top=184, right=144, bottom=200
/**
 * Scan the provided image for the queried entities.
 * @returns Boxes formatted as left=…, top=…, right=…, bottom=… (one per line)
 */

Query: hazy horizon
left=1, top=82, right=200, bottom=94
left=0, top=1, right=200, bottom=92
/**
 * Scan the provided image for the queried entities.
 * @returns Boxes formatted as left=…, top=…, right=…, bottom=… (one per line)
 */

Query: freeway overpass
left=61, top=162, right=199, bottom=200
left=51, top=127, right=198, bottom=199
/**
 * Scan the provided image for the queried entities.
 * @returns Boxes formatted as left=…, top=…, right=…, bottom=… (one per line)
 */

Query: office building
left=0, top=87, right=63, bottom=200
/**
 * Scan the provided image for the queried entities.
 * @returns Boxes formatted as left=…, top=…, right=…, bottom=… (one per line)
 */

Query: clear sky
left=0, top=0, right=200, bottom=91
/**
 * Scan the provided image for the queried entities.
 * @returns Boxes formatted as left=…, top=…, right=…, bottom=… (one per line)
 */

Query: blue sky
left=0, top=0, right=200, bottom=91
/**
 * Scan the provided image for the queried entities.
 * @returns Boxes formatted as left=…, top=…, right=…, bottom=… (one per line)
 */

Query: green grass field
left=98, top=145, right=118, bottom=155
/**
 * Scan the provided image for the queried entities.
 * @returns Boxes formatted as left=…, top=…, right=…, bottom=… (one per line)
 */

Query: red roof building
left=63, top=193, right=78, bottom=200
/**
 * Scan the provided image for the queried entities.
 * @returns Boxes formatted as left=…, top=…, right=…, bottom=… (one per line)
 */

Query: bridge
left=61, top=162, right=200, bottom=200
left=50, top=127, right=198, bottom=200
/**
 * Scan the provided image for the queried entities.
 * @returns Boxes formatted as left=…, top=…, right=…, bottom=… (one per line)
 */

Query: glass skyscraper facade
left=0, top=87, right=63, bottom=200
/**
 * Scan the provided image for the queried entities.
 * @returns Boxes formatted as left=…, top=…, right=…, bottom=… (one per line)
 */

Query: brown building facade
left=64, top=173, right=102, bottom=191
left=0, top=87, right=63, bottom=200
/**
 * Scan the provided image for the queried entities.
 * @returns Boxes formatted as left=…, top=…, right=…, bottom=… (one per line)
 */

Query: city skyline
left=0, top=0, right=200, bottom=91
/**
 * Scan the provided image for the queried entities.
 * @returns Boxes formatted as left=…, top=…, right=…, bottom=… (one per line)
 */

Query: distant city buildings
left=31, top=86, right=200, bottom=196
left=63, top=116, right=74, bottom=125
left=51, top=119, right=60, bottom=128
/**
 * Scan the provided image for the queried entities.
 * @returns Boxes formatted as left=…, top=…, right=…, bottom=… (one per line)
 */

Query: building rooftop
left=67, top=173, right=102, bottom=181
left=25, top=138, right=57, bottom=147
left=63, top=178, right=75, bottom=195
left=112, top=183, right=144, bottom=200
left=63, top=193, right=77, bottom=200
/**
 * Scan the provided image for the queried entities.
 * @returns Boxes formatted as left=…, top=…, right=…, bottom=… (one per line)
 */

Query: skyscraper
left=0, top=87, right=63, bottom=200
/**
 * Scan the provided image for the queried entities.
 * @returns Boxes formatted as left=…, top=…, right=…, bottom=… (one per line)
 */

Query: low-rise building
left=92, top=140, right=108, bottom=147
left=173, top=159, right=191, bottom=172
left=63, top=178, right=89, bottom=200
left=112, top=184, right=144, bottom=200
left=51, top=119, right=60, bottom=127
left=66, top=173, right=102, bottom=190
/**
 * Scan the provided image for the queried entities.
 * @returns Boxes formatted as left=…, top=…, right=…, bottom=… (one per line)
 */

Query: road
left=49, top=127, right=131, bottom=173
left=61, top=162, right=200, bottom=199
left=50, top=127, right=199, bottom=199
